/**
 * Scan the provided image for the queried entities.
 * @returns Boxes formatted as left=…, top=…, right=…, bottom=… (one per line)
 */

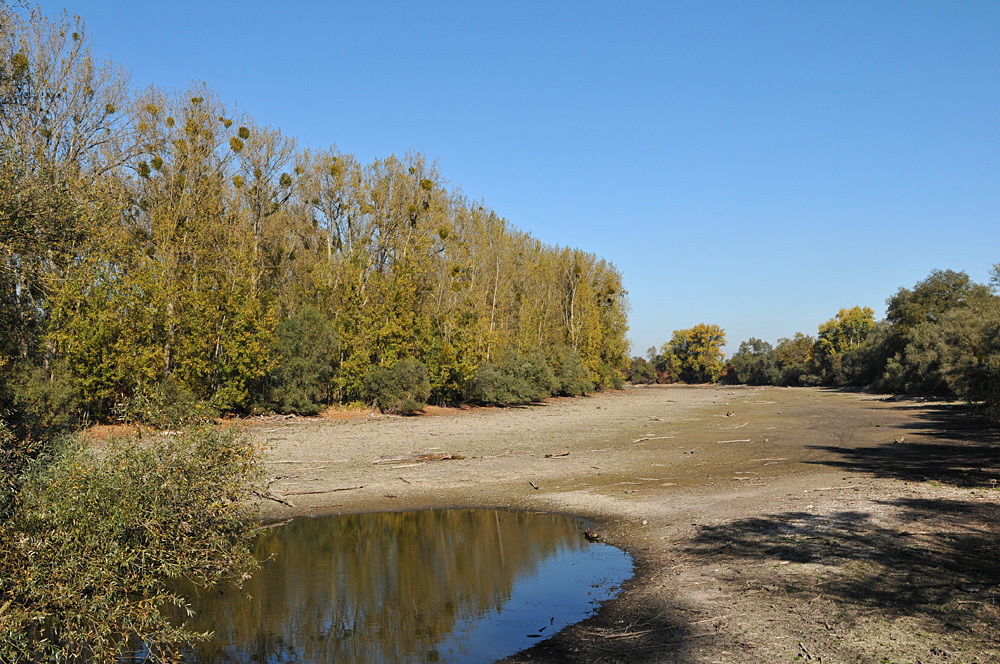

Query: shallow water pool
left=146, top=509, right=632, bottom=663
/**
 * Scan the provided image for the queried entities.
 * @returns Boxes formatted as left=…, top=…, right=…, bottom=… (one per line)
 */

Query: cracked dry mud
left=253, top=385, right=1000, bottom=664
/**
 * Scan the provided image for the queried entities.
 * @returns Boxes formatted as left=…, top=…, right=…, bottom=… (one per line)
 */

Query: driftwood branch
left=284, top=486, right=363, bottom=496
left=373, top=452, right=465, bottom=465
left=257, top=519, right=293, bottom=531
left=632, top=435, right=675, bottom=443
left=254, top=490, right=297, bottom=507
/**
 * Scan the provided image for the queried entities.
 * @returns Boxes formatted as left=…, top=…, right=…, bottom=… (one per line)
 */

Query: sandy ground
left=251, top=385, right=1000, bottom=664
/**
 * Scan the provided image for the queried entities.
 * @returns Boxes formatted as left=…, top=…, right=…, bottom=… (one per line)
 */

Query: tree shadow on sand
left=807, top=402, right=1000, bottom=488
left=686, top=498, right=1000, bottom=632
left=503, top=587, right=702, bottom=664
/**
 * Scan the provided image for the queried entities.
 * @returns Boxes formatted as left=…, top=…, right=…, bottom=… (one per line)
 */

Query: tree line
left=629, top=267, right=1000, bottom=418
left=0, top=6, right=629, bottom=659
left=0, top=8, right=630, bottom=435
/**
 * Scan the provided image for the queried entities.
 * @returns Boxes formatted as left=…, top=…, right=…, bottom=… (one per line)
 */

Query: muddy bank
left=252, top=385, right=1000, bottom=663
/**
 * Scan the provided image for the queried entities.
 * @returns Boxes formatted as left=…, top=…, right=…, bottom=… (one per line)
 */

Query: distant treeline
left=630, top=268, right=1000, bottom=418
left=0, top=9, right=629, bottom=431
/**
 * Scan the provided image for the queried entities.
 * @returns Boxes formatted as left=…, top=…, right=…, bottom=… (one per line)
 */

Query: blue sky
left=38, top=1, right=1000, bottom=355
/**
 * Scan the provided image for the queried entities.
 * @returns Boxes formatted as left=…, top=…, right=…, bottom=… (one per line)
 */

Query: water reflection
left=159, top=509, right=631, bottom=663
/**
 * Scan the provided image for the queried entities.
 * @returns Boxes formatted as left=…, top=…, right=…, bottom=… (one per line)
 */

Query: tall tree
left=667, top=323, right=726, bottom=383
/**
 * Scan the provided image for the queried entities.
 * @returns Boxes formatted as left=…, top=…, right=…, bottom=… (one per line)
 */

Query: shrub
left=11, top=359, right=83, bottom=432
left=363, top=359, right=431, bottom=414
left=517, top=351, right=560, bottom=399
left=0, top=418, right=29, bottom=518
left=464, top=352, right=557, bottom=406
left=116, top=376, right=217, bottom=429
left=267, top=306, right=340, bottom=415
left=603, top=365, right=625, bottom=389
left=799, top=373, right=823, bottom=387
left=549, top=346, right=594, bottom=395
left=463, top=363, right=519, bottom=405
left=0, top=426, right=264, bottom=662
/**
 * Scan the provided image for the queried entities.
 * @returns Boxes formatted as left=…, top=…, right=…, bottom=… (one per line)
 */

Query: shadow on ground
left=503, top=564, right=703, bottom=664
left=686, top=498, right=1000, bottom=633
left=807, top=403, right=1000, bottom=487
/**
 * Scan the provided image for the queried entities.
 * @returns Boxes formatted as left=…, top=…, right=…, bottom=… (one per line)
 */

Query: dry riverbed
left=252, top=385, right=1000, bottom=664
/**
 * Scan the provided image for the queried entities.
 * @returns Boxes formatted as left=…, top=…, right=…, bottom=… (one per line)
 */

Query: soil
left=250, top=385, right=1000, bottom=663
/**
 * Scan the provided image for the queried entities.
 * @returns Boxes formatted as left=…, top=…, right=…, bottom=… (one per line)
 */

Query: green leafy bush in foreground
left=0, top=426, right=264, bottom=663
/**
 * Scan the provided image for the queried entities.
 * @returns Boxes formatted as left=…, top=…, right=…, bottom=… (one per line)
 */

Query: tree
left=654, top=346, right=683, bottom=383
left=267, top=306, right=340, bottom=414
left=0, top=3, right=633, bottom=424
left=0, top=7, right=132, bottom=178
left=627, top=357, right=657, bottom=384
left=666, top=323, right=726, bottom=383
left=887, top=269, right=989, bottom=332
left=770, top=333, right=814, bottom=385
left=725, top=338, right=776, bottom=385
left=0, top=5, right=133, bottom=430
left=881, top=270, right=996, bottom=396
left=811, top=306, right=875, bottom=383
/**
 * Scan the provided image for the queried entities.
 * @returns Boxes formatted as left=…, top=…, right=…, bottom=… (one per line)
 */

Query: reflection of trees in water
left=184, top=510, right=585, bottom=663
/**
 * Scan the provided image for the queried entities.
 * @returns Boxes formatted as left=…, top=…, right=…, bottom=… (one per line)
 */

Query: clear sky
left=35, top=1, right=1000, bottom=355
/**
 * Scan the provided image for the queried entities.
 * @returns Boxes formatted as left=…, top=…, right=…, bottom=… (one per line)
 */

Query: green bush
left=463, top=352, right=558, bottom=406
left=268, top=306, right=340, bottom=415
left=0, top=426, right=264, bottom=662
left=363, top=359, right=431, bottom=414
left=549, top=346, right=594, bottom=395
left=463, top=362, right=526, bottom=406
left=0, top=418, right=29, bottom=519
left=11, top=359, right=83, bottom=432
left=517, top=351, right=560, bottom=398
left=602, top=365, right=625, bottom=390
left=116, top=376, right=217, bottom=429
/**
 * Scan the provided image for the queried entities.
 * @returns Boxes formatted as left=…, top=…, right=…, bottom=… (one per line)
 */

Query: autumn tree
left=663, top=324, right=726, bottom=383
left=810, top=306, right=875, bottom=383
left=0, top=6, right=134, bottom=430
